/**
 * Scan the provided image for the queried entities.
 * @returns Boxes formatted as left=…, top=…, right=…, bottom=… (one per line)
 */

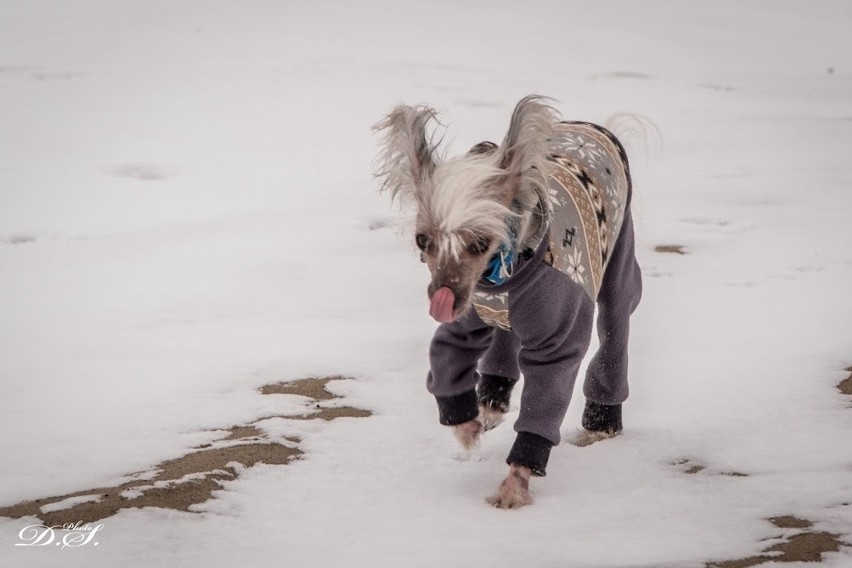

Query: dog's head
left=374, top=95, right=558, bottom=323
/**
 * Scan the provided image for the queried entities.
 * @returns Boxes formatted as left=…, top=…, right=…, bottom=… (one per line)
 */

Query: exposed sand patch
left=655, top=244, right=687, bottom=255
left=260, top=376, right=341, bottom=400
left=770, top=516, right=813, bottom=529
left=224, top=425, right=264, bottom=441
left=707, top=516, right=847, bottom=567
left=260, top=376, right=371, bottom=420
left=671, top=458, right=706, bottom=474
left=0, top=376, right=370, bottom=526
left=838, top=366, right=852, bottom=396
left=670, top=458, right=748, bottom=478
left=0, top=442, right=300, bottom=527
left=304, top=406, right=372, bottom=420
left=692, top=366, right=852, bottom=566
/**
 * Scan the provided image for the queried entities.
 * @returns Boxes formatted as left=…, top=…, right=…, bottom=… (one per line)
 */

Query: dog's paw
left=452, top=419, right=483, bottom=451
left=478, top=405, right=505, bottom=431
left=564, top=428, right=620, bottom=448
left=486, top=466, right=532, bottom=509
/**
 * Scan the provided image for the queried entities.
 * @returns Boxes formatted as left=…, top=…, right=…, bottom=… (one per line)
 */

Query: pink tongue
left=429, top=287, right=456, bottom=323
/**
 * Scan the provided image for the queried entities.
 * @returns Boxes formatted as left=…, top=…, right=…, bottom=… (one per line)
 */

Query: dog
left=374, top=95, right=642, bottom=508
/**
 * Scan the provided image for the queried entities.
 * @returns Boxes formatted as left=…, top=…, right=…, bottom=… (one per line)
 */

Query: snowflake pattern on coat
left=539, top=121, right=631, bottom=302
left=565, top=248, right=586, bottom=285
left=472, top=121, right=631, bottom=329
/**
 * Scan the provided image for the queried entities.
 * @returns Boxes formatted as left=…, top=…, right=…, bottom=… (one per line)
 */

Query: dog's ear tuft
left=497, top=95, right=559, bottom=212
left=373, top=105, right=440, bottom=205
left=499, top=95, right=559, bottom=176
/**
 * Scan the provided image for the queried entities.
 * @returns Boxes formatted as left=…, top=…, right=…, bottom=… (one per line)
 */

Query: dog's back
left=540, top=121, right=632, bottom=303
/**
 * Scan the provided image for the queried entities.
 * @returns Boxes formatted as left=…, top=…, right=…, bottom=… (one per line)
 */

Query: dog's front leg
left=452, top=418, right=483, bottom=450
left=486, top=463, right=532, bottom=509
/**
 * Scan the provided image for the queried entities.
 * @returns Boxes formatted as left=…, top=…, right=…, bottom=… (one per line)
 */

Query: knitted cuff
left=476, top=373, right=518, bottom=413
left=435, top=390, right=479, bottom=426
left=506, top=431, right=552, bottom=477
left=581, top=401, right=623, bottom=434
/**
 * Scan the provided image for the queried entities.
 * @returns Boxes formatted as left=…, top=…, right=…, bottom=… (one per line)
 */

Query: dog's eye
left=415, top=233, right=429, bottom=251
left=468, top=236, right=491, bottom=255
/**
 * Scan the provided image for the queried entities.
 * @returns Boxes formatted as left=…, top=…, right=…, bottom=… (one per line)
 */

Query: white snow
left=1, top=0, right=851, bottom=566
left=40, top=495, right=104, bottom=515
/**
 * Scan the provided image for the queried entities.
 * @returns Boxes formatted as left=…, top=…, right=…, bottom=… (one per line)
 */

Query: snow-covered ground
left=1, top=1, right=851, bottom=566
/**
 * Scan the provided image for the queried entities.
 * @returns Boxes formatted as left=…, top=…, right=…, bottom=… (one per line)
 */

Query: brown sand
left=5, top=371, right=849, bottom=564
left=0, top=376, right=370, bottom=526
left=654, top=244, right=687, bottom=254
left=260, top=376, right=344, bottom=399
left=672, top=458, right=748, bottom=477
left=223, top=425, right=264, bottom=441
left=707, top=516, right=845, bottom=568
left=668, top=461, right=848, bottom=565
left=769, top=516, right=813, bottom=529
left=698, top=363, right=852, bottom=566
left=838, top=366, right=852, bottom=396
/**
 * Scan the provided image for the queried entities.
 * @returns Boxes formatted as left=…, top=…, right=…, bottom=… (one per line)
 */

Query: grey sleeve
left=509, top=264, right=596, bottom=447
left=583, top=207, right=642, bottom=405
left=478, top=328, right=521, bottom=380
left=426, top=309, right=495, bottom=425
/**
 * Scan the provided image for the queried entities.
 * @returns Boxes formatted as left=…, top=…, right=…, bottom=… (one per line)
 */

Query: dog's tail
left=604, top=113, right=663, bottom=165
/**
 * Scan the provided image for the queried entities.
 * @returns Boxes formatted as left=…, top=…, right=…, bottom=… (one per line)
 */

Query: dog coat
left=472, top=121, right=631, bottom=330
left=426, top=120, right=642, bottom=475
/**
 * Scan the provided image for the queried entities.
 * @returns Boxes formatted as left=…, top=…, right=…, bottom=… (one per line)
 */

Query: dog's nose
left=428, top=280, right=458, bottom=297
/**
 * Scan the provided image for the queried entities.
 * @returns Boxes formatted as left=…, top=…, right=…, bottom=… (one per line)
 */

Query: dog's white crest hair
left=374, top=95, right=561, bottom=259
left=421, top=152, right=512, bottom=259
left=496, top=95, right=560, bottom=246
left=372, top=104, right=440, bottom=206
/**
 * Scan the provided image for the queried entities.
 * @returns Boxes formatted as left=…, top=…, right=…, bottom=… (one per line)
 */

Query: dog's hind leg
left=477, top=374, right=516, bottom=430
left=477, top=329, right=521, bottom=430
left=581, top=207, right=642, bottom=437
left=568, top=402, right=623, bottom=447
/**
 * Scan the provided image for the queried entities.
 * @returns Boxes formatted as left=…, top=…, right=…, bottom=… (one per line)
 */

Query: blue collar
left=482, top=231, right=517, bottom=285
